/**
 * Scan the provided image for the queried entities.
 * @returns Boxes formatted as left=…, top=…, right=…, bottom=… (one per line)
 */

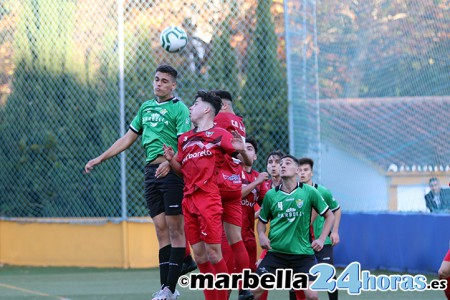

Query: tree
left=241, top=0, right=288, bottom=171
left=316, top=0, right=450, bottom=98
left=0, top=0, right=121, bottom=217
left=207, top=15, right=241, bottom=100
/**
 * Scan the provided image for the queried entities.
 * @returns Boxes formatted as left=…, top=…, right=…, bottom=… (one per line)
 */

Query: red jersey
left=214, top=112, right=246, bottom=190
left=177, top=127, right=236, bottom=196
left=241, top=169, right=261, bottom=241
left=214, top=112, right=246, bottom=137
left=259, top=179, right=274, bottom=205
left=445, top=249, right=450, bottom=262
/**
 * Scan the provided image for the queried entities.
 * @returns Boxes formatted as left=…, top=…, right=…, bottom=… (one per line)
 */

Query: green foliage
left=316, top=0, right=450, bottom=98
left=208, top=15, right=241, bottom=99
left=241, top=0, right=289, bottom=171
left=0, top=0, right=121, bottom=217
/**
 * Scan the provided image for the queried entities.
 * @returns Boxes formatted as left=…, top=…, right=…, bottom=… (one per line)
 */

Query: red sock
left=221, top=237, right=235, bottom=274
left=231, top=240, right=249, bottom=272
left=295, top=290, right=306, bottom=300
left=212, top=258, right=229, bottom=300
left=231, top=240, right=249, bottom=290
left=259, top=290, right=268, bottom=300
left=197, top=261, right=216, bottom=300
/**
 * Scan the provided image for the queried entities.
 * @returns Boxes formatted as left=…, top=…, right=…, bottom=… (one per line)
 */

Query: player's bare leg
left=223, top=221, right=252, bottom=299
left=303, top=281, right=319, bottom=300
left=192, top=242, right=228, bottom=300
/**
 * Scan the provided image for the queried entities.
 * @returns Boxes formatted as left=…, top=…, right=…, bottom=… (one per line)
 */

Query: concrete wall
left=321, top=143, right=389, bottom=211
left=0, top=218, right=159, bottom=268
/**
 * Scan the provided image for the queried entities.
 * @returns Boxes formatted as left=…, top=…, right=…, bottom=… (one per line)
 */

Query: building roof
left=319, top=96, right=450, bottom=172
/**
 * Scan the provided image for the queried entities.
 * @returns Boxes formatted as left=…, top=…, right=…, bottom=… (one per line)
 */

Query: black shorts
left=314, top=244, right=334, bottom=265
left=256, top=251, right=317, bottom=281
left=144, top=163, right=184, bottom=217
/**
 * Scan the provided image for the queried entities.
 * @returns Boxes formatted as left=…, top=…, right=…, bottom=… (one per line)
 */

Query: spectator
left=424, top=178, right=450, bottom=212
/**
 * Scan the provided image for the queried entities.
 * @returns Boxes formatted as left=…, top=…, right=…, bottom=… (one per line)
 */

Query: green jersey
left=130, top=97, right=190, bottom=163
left=259, top=182, right=329, bottom=255
left=312, top=183, right=340, bottom=246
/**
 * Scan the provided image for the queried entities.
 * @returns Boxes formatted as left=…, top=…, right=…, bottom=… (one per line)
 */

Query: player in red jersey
left=164, top=91, right=246, bottom=300
left=255, top=150, right=284, bottom=300
left=240, top=137, right=269, bottom=271
left=439, top=246, right=450, bottom=300
left=211, top=90, right=253, bottom=299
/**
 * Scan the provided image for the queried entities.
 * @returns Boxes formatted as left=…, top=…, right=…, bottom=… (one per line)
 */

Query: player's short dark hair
left=298, top=157, right=314, bottom=169
left=245, top=136, right=258, bottom=154
left=281, top=154, right=299, bottom=165
left=156, top=65, right=178, bottom=80
left=266, top=150, right=285, bottom=164
left=196, top=90, right=222, bottom=116
left=210, top=89, right=233, bottom=102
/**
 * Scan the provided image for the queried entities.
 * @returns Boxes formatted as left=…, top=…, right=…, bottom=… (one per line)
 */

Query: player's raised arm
left=84, top=129, right=139, bottom=173
left=242, top=172, right=268, bottom=198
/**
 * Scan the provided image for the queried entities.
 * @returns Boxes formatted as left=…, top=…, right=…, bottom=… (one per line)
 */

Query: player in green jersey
left=85, top=65, right=191, bottom=300
left=249, top=155, right=335, bottom=300
left=298, top=157, right=341, bottom=300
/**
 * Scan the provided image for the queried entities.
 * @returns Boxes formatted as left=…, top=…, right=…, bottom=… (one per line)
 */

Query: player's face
left=245, top=143, right=257, bottom=166
left=189, top=98, right=209, bottom=124
left=153, top=72, right=176, bottom=100
left=267, top=155, right=281, bottom=177
left=298, top=164, right=313, bottom=184
left=280, top=157, right=299, bottom=178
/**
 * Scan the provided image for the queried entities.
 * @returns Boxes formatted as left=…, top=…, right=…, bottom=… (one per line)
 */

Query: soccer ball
left=160, top=26, right=188, bottom=53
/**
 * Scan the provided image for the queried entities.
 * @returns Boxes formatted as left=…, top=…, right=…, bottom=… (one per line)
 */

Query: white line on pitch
left=0, top=282, right=71, bottom=300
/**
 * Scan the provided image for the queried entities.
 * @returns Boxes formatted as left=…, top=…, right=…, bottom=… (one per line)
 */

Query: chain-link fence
left=0, top=0, right=449, bottom=218
left=286, top=0, right=450, bottom=211
left=0, top=0, right=288, bottom=218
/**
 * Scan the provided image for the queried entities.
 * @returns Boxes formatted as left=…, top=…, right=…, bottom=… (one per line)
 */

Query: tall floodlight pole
left=284, top=1, right=295, bottom=155
left=118, top=0, right=127, bottom=220
left=312, top=0, right=321, bottom=181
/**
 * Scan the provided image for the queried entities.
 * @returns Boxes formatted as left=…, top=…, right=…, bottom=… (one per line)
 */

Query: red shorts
left=445, top=249, right=450, bottom=262
left=183, top=189, right=223, bottom=245
left=220, top=189, right=242, bottom=226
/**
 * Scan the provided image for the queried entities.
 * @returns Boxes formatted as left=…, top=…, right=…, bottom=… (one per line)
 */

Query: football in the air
left=160, top=26, right=188, bottom=53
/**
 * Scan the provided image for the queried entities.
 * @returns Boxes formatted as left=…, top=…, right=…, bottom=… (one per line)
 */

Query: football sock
left=158, top=244, right=171, bottom=287
left=166, top=247, right=185, bottom=293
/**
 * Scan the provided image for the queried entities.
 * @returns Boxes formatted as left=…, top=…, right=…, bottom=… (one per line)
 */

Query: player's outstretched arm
left=84, top=129, right=138, bottom=173
left=242, top=172, right=269, bottom=198
left=230, top=130, right=252, bottom=166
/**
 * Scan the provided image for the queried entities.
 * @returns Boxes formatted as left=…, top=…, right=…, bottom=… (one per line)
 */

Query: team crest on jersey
left=206, top=131, right=214, bottom=137
left=160, top=108, right=168, bottom=115
left=296, top=199, right=304, bottom=209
